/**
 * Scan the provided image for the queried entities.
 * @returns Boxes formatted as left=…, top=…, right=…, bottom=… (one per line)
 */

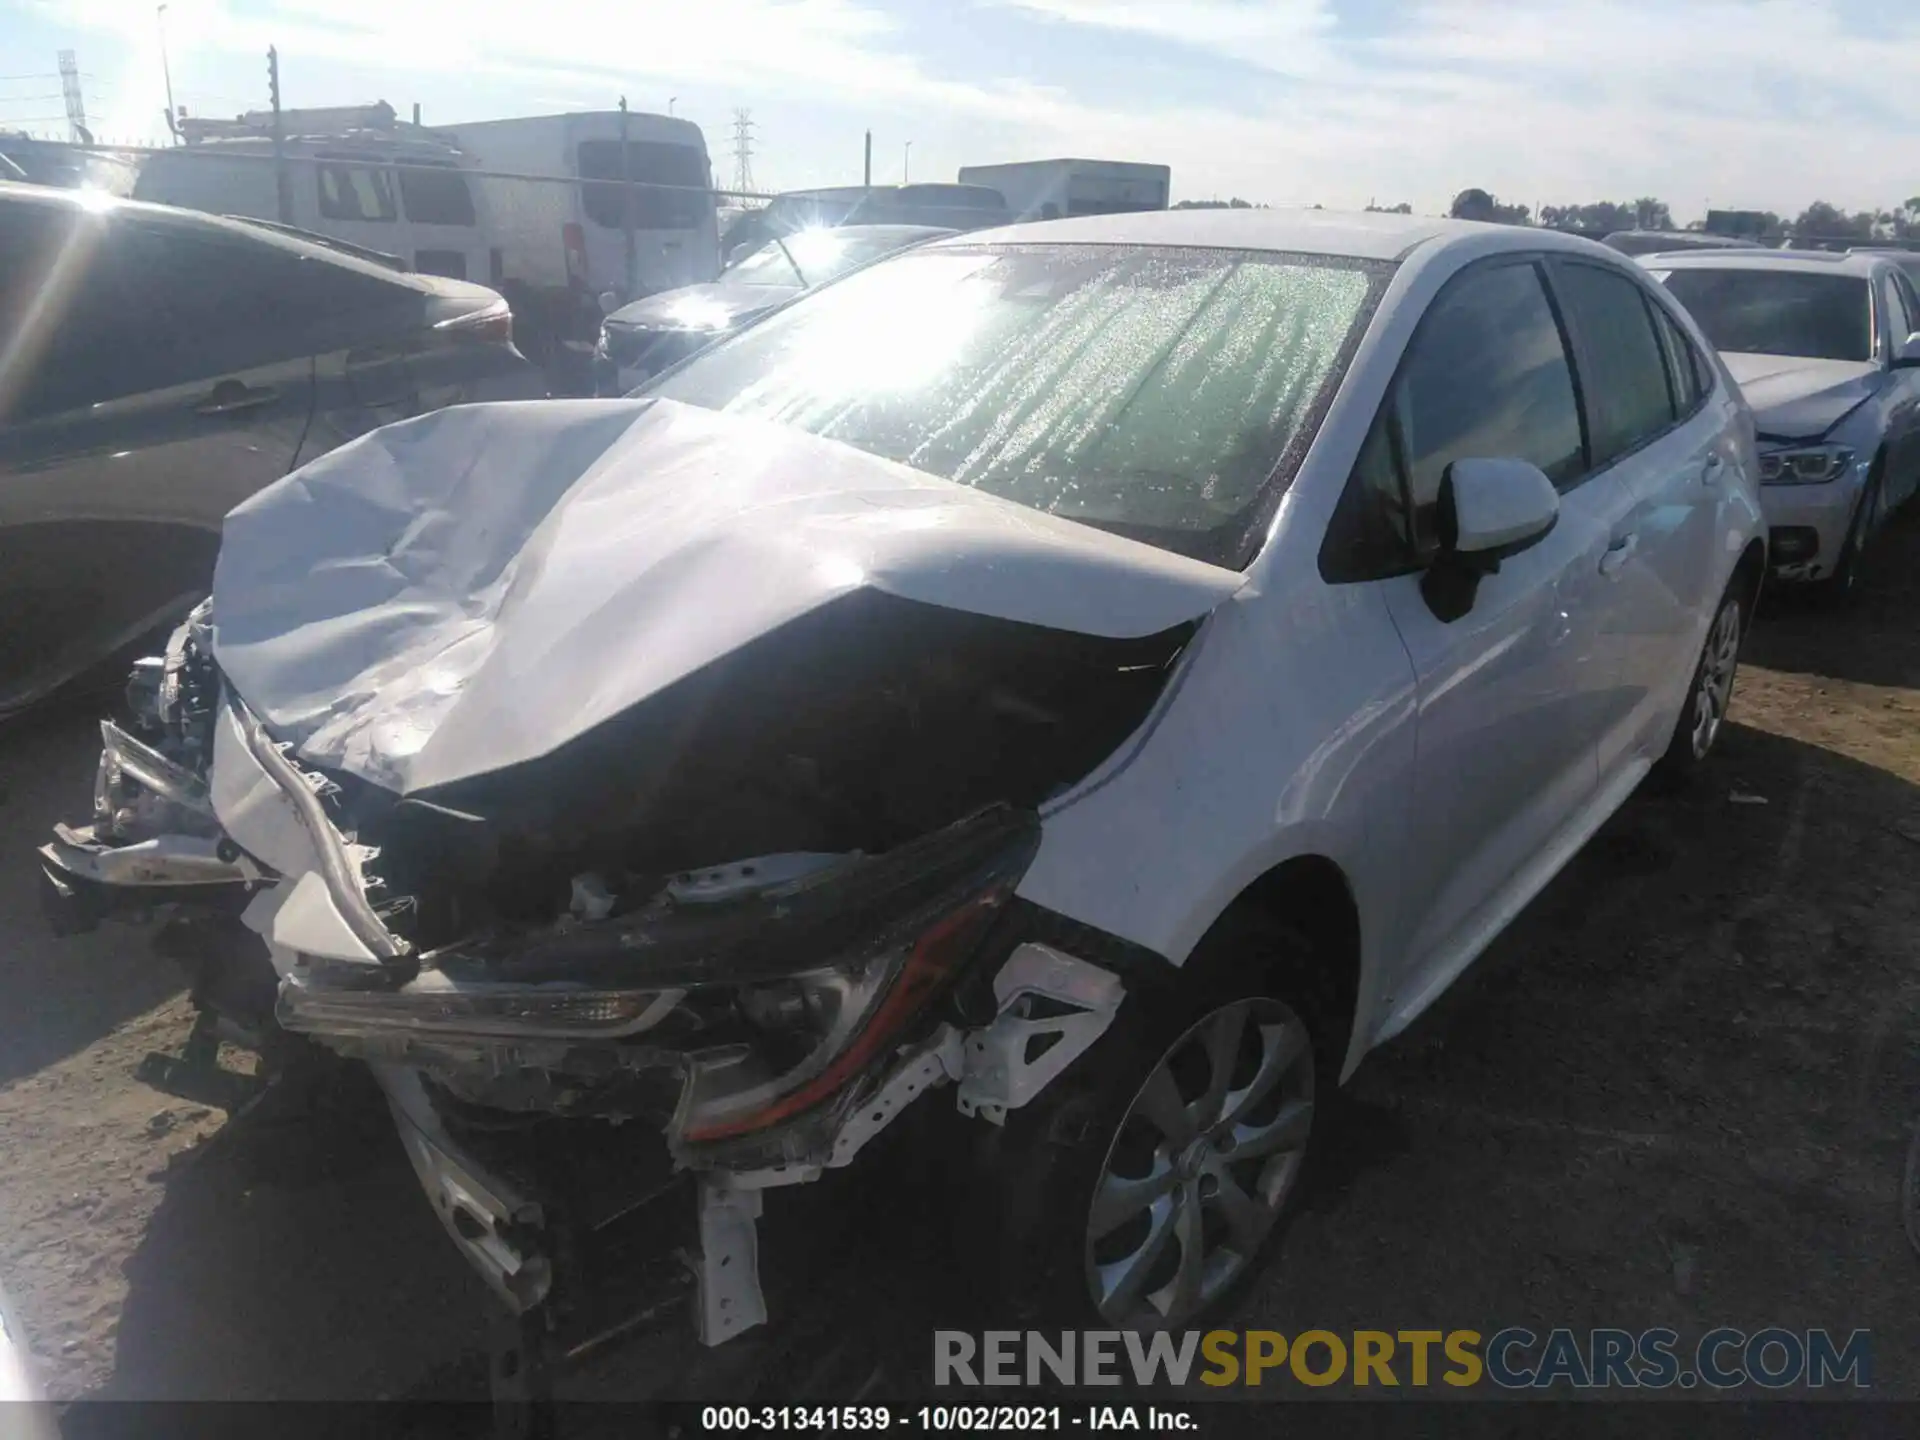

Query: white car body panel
left=1020, top=219, right=1763, bottom=1075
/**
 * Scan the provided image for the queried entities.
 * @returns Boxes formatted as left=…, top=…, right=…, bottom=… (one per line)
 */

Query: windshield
left=653, top=244, right=1384, bottom=566
left=1660, top=268, right=1872, bottom=362
left=726, top=230, right=924, bottom=287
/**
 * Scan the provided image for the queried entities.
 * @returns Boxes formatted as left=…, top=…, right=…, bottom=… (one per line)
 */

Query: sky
left=3, top=0, right=1917, bottom=219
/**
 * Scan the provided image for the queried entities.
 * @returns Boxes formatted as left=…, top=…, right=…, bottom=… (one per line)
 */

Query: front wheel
left=980, top=915, right=1329, bottom=1330
left=1649, top=584, right=1745, bottom=792
left=1082, top=995, right=1317, bottom=1327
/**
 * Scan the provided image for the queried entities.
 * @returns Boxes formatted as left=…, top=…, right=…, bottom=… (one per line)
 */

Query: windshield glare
left=727, top=230, right=905, bottom=287
left=653, top=244, right=1382, bottom=566
left=1659, top=268, right=1872, bottom=362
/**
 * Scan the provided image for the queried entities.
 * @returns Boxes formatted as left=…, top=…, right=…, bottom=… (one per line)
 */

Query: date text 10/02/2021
left=696, top=1407, right=1194, bottom=1431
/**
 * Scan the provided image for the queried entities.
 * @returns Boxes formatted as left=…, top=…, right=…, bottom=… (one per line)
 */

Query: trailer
left=955, top=159, right=1170, bottom=222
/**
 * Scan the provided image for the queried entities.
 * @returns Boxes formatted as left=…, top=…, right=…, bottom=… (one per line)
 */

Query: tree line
left=1167, top=190, right=1920, bottom=243
left=1444, top=189, right=1920, bottom=242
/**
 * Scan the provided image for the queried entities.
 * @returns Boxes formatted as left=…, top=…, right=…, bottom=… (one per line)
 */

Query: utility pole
left=863, top=130, right=872, bottom=191
left=618, top=95, right=637, bottom=302
left=157, top=6, right=178, bottom=140
left=267, top=46, right=291, bottom=223
left=57, top=50, right=90, bottom=145
left=902, top=140, right=911, bottom=184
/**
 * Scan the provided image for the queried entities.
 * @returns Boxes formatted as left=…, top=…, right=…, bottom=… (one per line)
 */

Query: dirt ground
left=4, top=507, right=1920, bottom=1412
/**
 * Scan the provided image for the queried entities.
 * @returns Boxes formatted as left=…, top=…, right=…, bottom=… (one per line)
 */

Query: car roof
left=0, top=179, right=438, bottom=287
left=1649, top=248, right=1886, bottom=277
left=927, top=205, right=1621, bottom=264
left=825, top=223, right=960, bottom=243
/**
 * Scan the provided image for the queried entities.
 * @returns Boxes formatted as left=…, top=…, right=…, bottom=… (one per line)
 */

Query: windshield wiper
left=773, top=235, right=808, bottom=287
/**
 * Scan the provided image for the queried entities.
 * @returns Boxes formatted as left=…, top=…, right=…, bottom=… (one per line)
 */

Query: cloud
left=985, top=0, right=1340, bottom=76
left=40, top=0, right=1920, bottom=215
left=987, top=0, right=1920, bottom=214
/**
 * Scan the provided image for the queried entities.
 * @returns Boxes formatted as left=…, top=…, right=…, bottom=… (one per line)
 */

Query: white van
left=436, top=112, right=720, bottom=355
left=134, top=126, right=492, bottom=284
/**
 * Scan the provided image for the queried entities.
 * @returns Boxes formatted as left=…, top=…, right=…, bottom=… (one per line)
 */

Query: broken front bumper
left=42, top=646, right=1134, bottom=1349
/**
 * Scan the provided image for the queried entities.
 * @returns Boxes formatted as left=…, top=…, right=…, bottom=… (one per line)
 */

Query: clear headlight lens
left=1758, top=444, right=1853, bottom=485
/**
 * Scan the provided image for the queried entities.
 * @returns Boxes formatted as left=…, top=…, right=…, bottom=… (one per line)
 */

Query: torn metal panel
left=210, top=398, right=1241, bottom=796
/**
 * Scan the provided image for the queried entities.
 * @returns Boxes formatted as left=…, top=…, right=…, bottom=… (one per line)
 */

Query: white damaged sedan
left=40, top=210, right=1765, bottom=1350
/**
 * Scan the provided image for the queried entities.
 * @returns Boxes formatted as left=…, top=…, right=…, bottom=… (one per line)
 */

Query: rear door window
left=398, top=164, right=476, bottom=227
left=317, top=162, right=398, bottom=223
left=1553, top=260, right=1681, bottom=464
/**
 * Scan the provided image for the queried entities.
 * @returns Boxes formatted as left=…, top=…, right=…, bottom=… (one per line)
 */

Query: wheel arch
left=1196, top=852, right=1364, bottom=1082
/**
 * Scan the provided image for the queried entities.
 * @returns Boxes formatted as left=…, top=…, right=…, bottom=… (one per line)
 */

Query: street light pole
left=903, top=140, right=912, bottom=184
left=157, top=3, right=178, bottom=141
left=669, top=96, right=678, bottom=116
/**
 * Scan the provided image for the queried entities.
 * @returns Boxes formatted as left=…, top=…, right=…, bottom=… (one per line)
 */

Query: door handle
left=1701, top=455, right=1725, bottom=486
left=1599, top=533, right=1638, bottom=577
left=195, top=383, right=279, bottom=417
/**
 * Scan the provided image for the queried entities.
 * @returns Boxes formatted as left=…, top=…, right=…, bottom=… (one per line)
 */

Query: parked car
left=721, top=184, right=1010, bottom=264
left=595, top=224, right=956, bottom=393
left=1650, top=248, right=1920, bottom=596
left=1602, top=229, right=1761, bottom=257
left=40, top=210, right=1762, bottom=1351
left=0, top=182, right=541, bottom=717
left=0, top=134, right=137, bottom=194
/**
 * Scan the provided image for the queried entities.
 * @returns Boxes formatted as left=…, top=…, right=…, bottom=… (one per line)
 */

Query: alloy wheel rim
left=1083, top=997, right=1315, bottom=1328
left=1690, top=599, right=1741, bottom=760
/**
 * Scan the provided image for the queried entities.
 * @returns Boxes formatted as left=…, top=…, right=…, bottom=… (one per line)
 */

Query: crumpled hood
left=210, top=398, right=1241, bottom=795
left=604, top=278, right=796, bottom=333
left=1721, top=352, right=1883, bottom=439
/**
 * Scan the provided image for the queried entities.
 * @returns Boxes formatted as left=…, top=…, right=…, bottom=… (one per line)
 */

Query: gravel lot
left=4, top=507, right=1920, bottom=1410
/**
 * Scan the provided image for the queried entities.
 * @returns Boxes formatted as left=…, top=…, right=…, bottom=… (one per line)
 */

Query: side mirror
left=1421, top=457, right=1560, bottom=622
left=1893, top=332, right=1920, bottom=368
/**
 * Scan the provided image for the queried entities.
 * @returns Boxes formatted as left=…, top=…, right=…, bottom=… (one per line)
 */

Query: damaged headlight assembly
left=276, top=806, right=1042, bottom=1159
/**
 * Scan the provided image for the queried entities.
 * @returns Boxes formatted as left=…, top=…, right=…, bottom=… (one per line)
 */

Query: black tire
left=1812, top=458, right=1883, bottom=606
left=976, top=912, right=1333, bottom=1330
left=1648, top=578, right=1748, bottom=794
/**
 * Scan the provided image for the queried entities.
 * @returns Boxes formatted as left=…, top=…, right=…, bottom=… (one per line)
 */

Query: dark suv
left=0, top=183, right=541, bottom=716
